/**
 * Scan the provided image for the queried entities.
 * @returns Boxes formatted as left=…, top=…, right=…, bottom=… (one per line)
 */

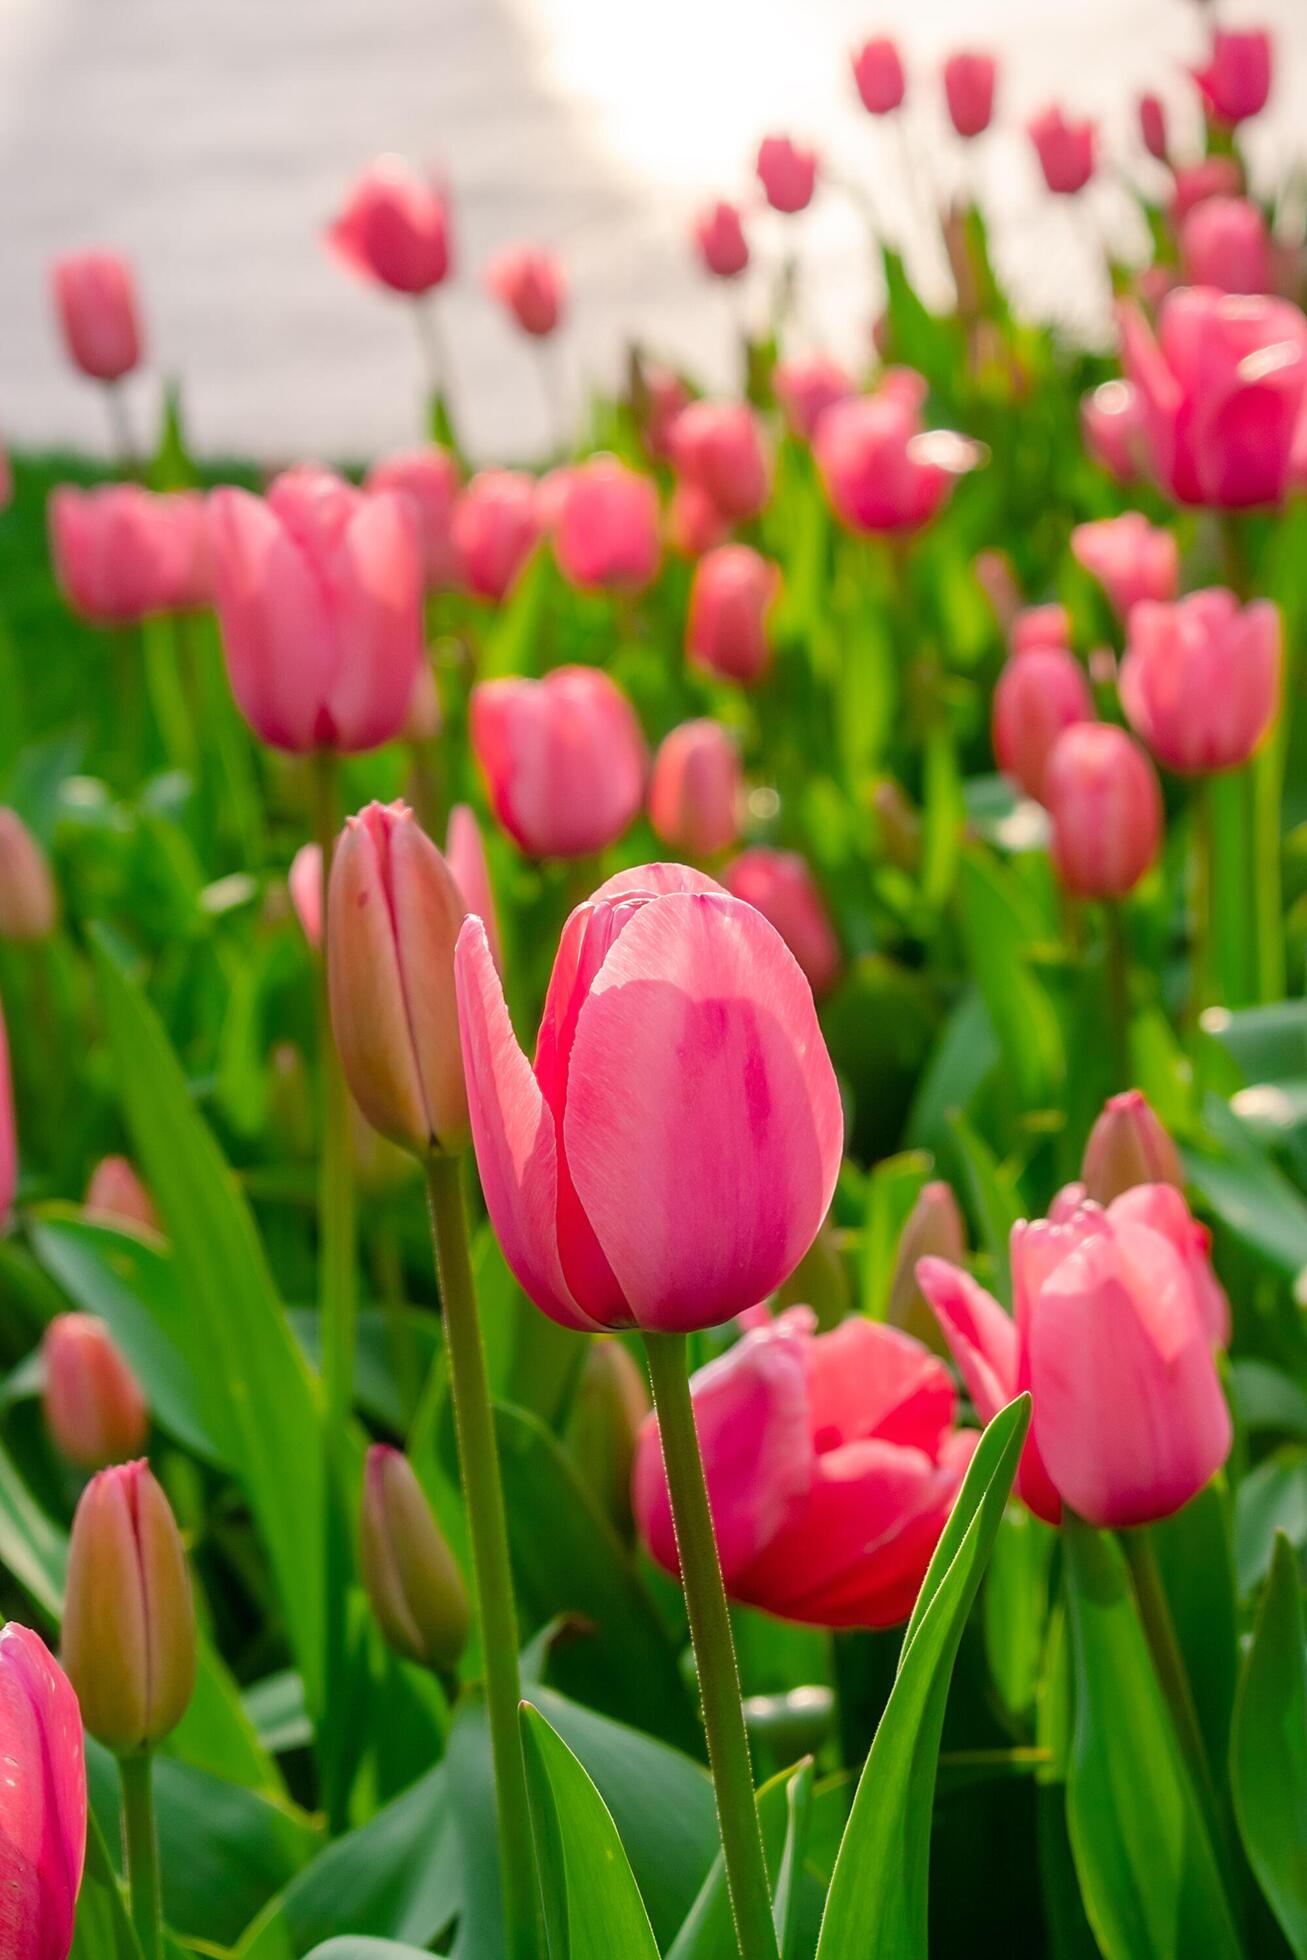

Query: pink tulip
left=209, top=469, right=422, bottom=753
left=852, top=38, right=906, bottom=116
left=667, top=480, right=731, bottom=559
left=756, top=135, right=818, bottom=214
left=0, top=808, right=57, bottom=942
left=553, top=457, right=661, bottom=593
left=1170, top=157, right=1244, bottom=229
left=1011, top=603, right=1071, bottom=656
left=943, top=52, right=997, bottom=139
left=992, top=647, right=1094, bottom=804
left=366, top=447, right=462, bottom=589
left=640, top=365, right=691, bottom=459
left=1118, top=286, right=1307, bottom=508
left=446, top=803, right=503, bottom=974
left=1044, top=723, right=1162, bottom=898
left=0, top=996, right=13, bottom=1225
left=1082, top=1089, right=1184, bottom=1206
left=723, top=847, right=842, bottom=997
left=400, top=659, right=442, bottom=745
left=773, top=354, right=854, bottom=441
left=289, top=842, right=323, bottom=947
left=634, top=1308, right=974, bottom=1626
left=470, top=666, right=646, bottom=859
left=485, top=243, right=566, bottom=336
left=1028, top=107, right=1097, bottom=195
left=1081, top=379, right=1147, bottom=482
left=1181, top=197, right=1271, bottom=295
left=0, top=1623, right=86, bottom=1960
left=42, top=1314, right=148, bottom=1471
left=326, top=156, right=451, bottom=295
left=672, top=401, right=771, bottom=521
left=648, top=720, right=742, bottom=858
left=50, top=485, right=206, bottom=625
left=815, top=384, right=981, bottom=534
left=1071, top=513, right=1179, bottom=621
left=687, top=543, right=780, bottom=684
left=1138, top=94, right=1168, bottom=163
left=452, top=470, right=541, bottom=601
left=51, top=251, right=142, bottom=382
left=692, top=202, right=749, bottom=278
left=455, top=864, right=843, bottom=1333
left=918, top=1183, right=1231, bottom=1527
left=1120, top=589, right=1280, bottom=775
left=84, top=1157, right=160, bottom=1237
left=1194, top=29, right=1272, bottom=125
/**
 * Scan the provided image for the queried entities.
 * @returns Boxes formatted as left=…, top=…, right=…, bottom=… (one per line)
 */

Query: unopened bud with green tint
left=887, top=1181, right=966, bottom=1353
left=1081, top=1089, right=1184, bottom=1205
left=327, top=800, right=469, bottom=1158
left=42, top=1314, right=148, bottom=1470
left=566, top=1340, right=650, bottom=1536
left=62, top=1460, right=196, bottom=1754
left=870, top=778, right=922, bottom=873
left=0, top=807, right=57, bottom=941
left=359, top=1445, right=470, bottom=1672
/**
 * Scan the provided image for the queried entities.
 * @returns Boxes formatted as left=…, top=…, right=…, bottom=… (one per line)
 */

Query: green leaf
left=860, top=1151, right=932, bottom=1322
left=668, top=1760, right=815, bottom=1960
left=0, top=1434, right=66, bottom=1616
left=1232, top=1532, right=1307, bottom=1956
left=70, top=1808, right=142, bottom=1960
left=521, top=1702, right=661, bottom=1959
left=772, top=1757, right=815, bottom=1960
left=1235, top=1450, right=1307, bottom=1593
left=302, top=1945, right=433, bottom=1960
left=814, top=1394, right=1031, bottom=1958
left=957, top=849, right=1063, bottom=1111
left=1182, top=1095, right=1307, bottom=1281
left=1062, top=1520, right=1242, bottom=1960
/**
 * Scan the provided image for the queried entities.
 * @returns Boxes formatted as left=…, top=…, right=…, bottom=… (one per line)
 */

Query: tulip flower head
left=635, top=1309, right=975, bottom=1626
left=0, top=1622, right=86, bottom=1960
left=455, top=863, right=844, bottom=1333
left=887, top=1181, right=966, bottom=1352
left=471, top=667, right=646, bottom=861
left=0, top=808, right=57, bottom=942
left=50, top=485, right=207, bottom=626
left=687, top=544, right=781, bottom=684
left=42, top=1315, right=149, bottom=1472
left=1011, top=603, right=1071, bottom=656
left=366, top=446, right=462, bottom=589
left=992, top=646, right=1095, bottom=807
left=288, top=841, right=323, bottom=948
left=723, top=848, right=842, bottom=998
left=672, top=401, right=772, bottom=521
left=1120, top=589, right=1281, bottom=775
left=1194, top=29, right=1272, bottom=126
left=1028, top=107, right=1097, bottom=195
left=51, top=250, right=142, bottom=382
left=1071, top=513, right=1179, bottom=622
left=756, top=135, right=818, bottom=214
left=552, top=456, right=661, bottom=593
left=1181, top=197, right=1271, bottom=296
left=1082, top=1089, right=1184, bottom=1205
left=1138, top=93, right=1168, bottom=163
left=1170, top=157, right=1245, bottom=230
left=1081, top=379, right=1147, bottom=483
left=668, top=480, right=732, bottom=559
left=649, top=719, right=743, bottom=858
left=326, top=155, right=452, bottom=295
left=446, top=802, right=503, bottom=974
left=360, top=1445, right=470, bottom=1671
left=693, top=201, right=749, bottom=278
left=943, top=52, right=997, bottom=138
left=815, top=383, right=981, bottom=534
left=773, top=354, right=854, bottom=442
left=852, top=38, right=906, bottom=116
left=639, top=363, right=691, bottom=459
left=1044, top=723, right=1162, bottom=898
left=452, top=470, right=541, bottom=601
left=485, top=243, right=566, bottom=337
left=84, top=1155, right=160, bottom=1237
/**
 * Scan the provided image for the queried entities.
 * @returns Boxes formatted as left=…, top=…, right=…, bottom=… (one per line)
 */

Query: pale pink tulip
left=83, top=1157, right=160, bottom=1237
left=289, top=842, right=323, bottom=948
left=470, top=667, right=647, bottom=859
left=815, top=384, right=981, bottom=534
left=723, top=847, right=842, bottom=997
left=1082, top=1089, right=1184, bottom=1205
left=992, top=647, right=1094, bottom=804
left=553, top=457, right=661, bottom=592
left=42, top=1315, right=148, bottom=1471
left=453, top=471, right=541, bottom=601
left=672, top=402, right=771, bottom=521
left=667, top=480, right=731, bottom=558
left=1011, top=603, right=1071, bottom=656
left=1081, top=379, right=1147, bottom=483
left=50, top=486, right=206, bottom=625
left=773, top=354, right=854, bottom=441
left=367, top=447, right=462, bottom=589
left=51, top=251, right=142, bottom=382
left=1071, top=513, right=1179, bottom=621
left=648, top=720, right=742, bottom=857
left=446, top=803, right=503, bottom=974
left=1044, top=723, right=1162, bottom=897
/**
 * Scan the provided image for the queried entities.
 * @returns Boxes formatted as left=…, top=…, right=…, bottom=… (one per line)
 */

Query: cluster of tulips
left=2, top=11, right=1306, bottom=1960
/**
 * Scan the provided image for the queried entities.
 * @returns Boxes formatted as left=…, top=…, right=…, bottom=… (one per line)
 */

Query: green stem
left=424, top=1155, right=541, bottom=1960
left=1102, top=902, right=1132, bottom=1091
left=141, top=612, right=197, bottom=779
left=105, top=379, right=140, bottom=475
left=118, top=1751, right=162, bottom=1960
left=644, top=1332, right=780, bottom=1960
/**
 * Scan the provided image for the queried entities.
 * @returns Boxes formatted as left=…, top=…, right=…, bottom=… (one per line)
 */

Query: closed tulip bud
left=1121, top=589, right=1280, bottom=775
left=1028, top=107, right=1097, bottom=195
left=687, top=544, right=781, bottom=685
left=692, top=201, right=749, bottom=279
left=852, top=38, right=905, bottom=115
left=0, top=1623, right=86, bottom=1960
left=815, top=386, right=981, bottom=534
left=455, top=863, right=843, bottom=1333
left=1181, top=196, right=1271, bottom=295
left=1045, top=723, right=1162, bottom=898
left=62, top=1460, right=196, bottom=1754
left=553, top=457, right=661, bottom=593
left=724, top=847, right=842, bottom=998
left=471, top=667, right=647, bottom=859
left=84, top=1156, right=160, bottom=1237
left=326, top=155, right=452, bottom=294
left=943, top=52, right=997, bottom=138
left=1138, top=93, right=1168, bottom=162
left=870, top=777, right=922, bottom=872
left=773, top=354, right=854, bottom=442
left=51, top=251, right=143, bottom=382
left=360, top=1446, right=469, bottom=1671
left=649, top=720, right=742, bottom=858
left=0, top=808, right=57, bottom=941
left=50, top=485, right=204, bottom=627
left=42, top=1315, right=148, bottom=1471
left=567, top=1339, right=650, bottom=1535
left=445, top=803, right=503, bottom=975
left=1194, top=29, right=1272, bottom=126
left=1081, top=379, right=1147, bottom=483
left=672, top=401, right=771, bottom=521
left=452, top=470, right=541, bottom=601
left=1011, top=603, right=1071, bottom=656
left=756, top=135, right=818, bottom=214
left=288, top=842, right=323, bottom=948
left=1071, top=514, right=1178, bottom=623
left=0, top=997, right=16, bottom=1226
left=327, top=800, right=469, bottom=1157
left=366, top=447, right=462, bottom=590
left=887, top=1182, right=966, bottom=1352
left=1082, top=1090, right=1184, bottom=1205
left=992, top=647, right=1094, bottom=804
left=667, top=480, right=730, bottom=559
left=485, top=243, right=566, bottom=337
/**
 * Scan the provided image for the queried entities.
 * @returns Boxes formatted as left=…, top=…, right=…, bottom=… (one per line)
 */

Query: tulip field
left=5, top=17, right=1307, bottom=1960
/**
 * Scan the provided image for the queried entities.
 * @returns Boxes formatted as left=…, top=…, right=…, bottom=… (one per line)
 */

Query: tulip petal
left=914, top=1257, right=1018, bottom=1418
left=208, top=489, right=335, bottom=752
left=802, top=1317, right=956, bottom=1455
left=0, top=1626, right=86, bottom=1960
left=327, top=492, right=424, bottom=752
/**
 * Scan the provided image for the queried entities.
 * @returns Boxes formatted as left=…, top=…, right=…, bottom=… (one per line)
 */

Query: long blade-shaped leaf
left=1232, top=1531, right=1307, bottom=1956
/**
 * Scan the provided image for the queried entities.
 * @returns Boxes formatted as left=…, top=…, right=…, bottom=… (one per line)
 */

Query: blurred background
left=1, top=0, right=1303, bottom=462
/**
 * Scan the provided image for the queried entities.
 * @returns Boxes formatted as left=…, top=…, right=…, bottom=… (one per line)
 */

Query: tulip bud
left=0, top=808, right=57, bottom=942
left=852, top=37, right=905, bottom=116
left=943, top=51, right=997, bottom=138
left=887, top=1182, right=966, bottom=1351
left=553, top=457, right=661, bottom=593
left=692, top=201, right=749, bottom=279
left=1044, top=723, right=1162, bottom=899
left=1011, top=604, right=1072, bottom=656
left=1138, top=93, right=1168, bottom=162
left=566, top=1340, right=650, bottom=1536
left=724, top=847, right=842, bottom=998
left=84, top=1155, right=160, bottom=1237
left=326, top=156, right=452, bottom=295
left=485, top=243, right=566, bottom=337
left=288, top=841, right=323, bottom=949
left=687, top=544, right=781, bottom=685
left=62, top=1460, right=196, bottom=1754
left=649, top=719, right=742, bottom=858
left=50, top=251, right=143, bottom=382
left=43, top=1315, right=149, bottom=1471
left=1081, top=1090, right=1184, bottom=1205
left=870, top=778, right=922, bottom=873
left=992, top=646, right=1094, bottom=804
left=756, top=135, right=818, bottom=214
left=359, top=1445, right=470, bottom=1671
left=1027, top=107, right=1097, bottom=196
left=672, top=402, right=772, bottom=521
left=452, top=470, right=541, bottom=601
left=446, top=803, right=503, bottom=975
left=1181, top=196, right=1271, bottom=295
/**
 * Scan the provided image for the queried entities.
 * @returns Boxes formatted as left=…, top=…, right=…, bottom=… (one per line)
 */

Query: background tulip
left=454, top=866, right=843, bottom=1333
left=1138, top=93, right=1168, bottom=162
left=1120, top=590, right=1280, bottom=774
left=1194, top=28, right=1272, bottom=125
left=773, top=354, right=853, bottom=441
left=1082, top=1090, right=1184, bottom=1205
left=1011, top=603, right=1071, bottom=655
left=50, top=485, right=200, bottom=626
left=0, top=1623, right=86, bottom=1960
left=51, top=250, right=142, bottom=382
left=852, top=38, right=905, bottom=116
left=649, top=719, right=742, bottom=858
left=1044, top=723, right=1162, bottom=897
left=359, top=1445, right=470, bottom=1671
left=1170, top=157, right=1244, bottom=228
left=565, top=1339, right=651, bottom=1536
left=815, top=387, right=980, bottom=534
left=756, top=134, right=817, bottom=213
left=992, top=645, right=1094, bottom=804
left=42, top=1314, right=149, bottom=1471
left=84, top=1156, right=160, bottom=1236
left=668, top=479, right=731, bottom=558
left=366, top=447, right=462, bottom=589
left=723, top=847, right=842, bottom=997
left=0, top=808, right=57, bottom=941
left=288, top=841, right=323, bottom=948
left=1028, top=107, right=1096, bottom=194
left=552, top=456, right=661, bottom=592
left=446, top=803, right=502, bottom=973
left=943, top=52, right=997, bottom=138
left=326, top=155, right=452, bottom=294
left=470, top=666, right=646, bottom=859
left=692, top=201, right=749, bottom=278
left=887, top=1181, right=966, bottom=1351
left=1181, top=197, right=1271, bottom=295
left=672, top=401, right=771, bottom=521
left=1071, top=513, right=1178, bottom=621
left=1081, top=378, right=1146, bottom=482
left=687, top=543, right=780, bottom=684
left=485, top=243, right=566, bottom=336
left=452, top=469, right=540, bottom=600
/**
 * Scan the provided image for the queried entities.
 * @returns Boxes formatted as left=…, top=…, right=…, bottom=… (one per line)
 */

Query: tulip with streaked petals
left=0, top=1623, right=86, bottom=1960
left=815, top=385, right=982, bottom=534
left=724, top=847, right=842, bottom=998
left=50, top=485, right=205, bottom=626
left=852, top=38, right=905, bottom=116
left=756, top=135, right=818, bottom=214
left=326, top=156, right=451, bottom=295
left=1081, top=379, right=1147, bottom=483
left=992, top=646, right=1094, bottom=806
left=943, top=52, right=997, bottom=138
left=1138, top=94, right=1168, bottom=163
left=327, top=800, right=469, bottom=1157
left=485, top=243, right=565, bottom=337
left=42, top=1315, right=148, bottom=1471
left=1181, top=197, right=1271, bottom=296
left=635, top=1308, right=974, bottom=1626
left=366, top=447, right=462, bottom=589
left=455, top=864, right=843, bottom=1334
left=672, top=401, right=771, bottom=521
left=360, top=1445, right=470, bottom=1671
left=1071, top=513, right=1179, bottom=622
left=0, top=808, right=57, bottom=942
left=62, top=1459, right=196, bottom=1754
left=446, top=803, right=503, bottom=974
left=1120, top=589, right=1280, bottom=775
left=649, top=720, right=742, bottom=858
left=1082, top=1090, right=1184, bottom=1206
left=1044, top=723, right=1162, bottom=898
left=51, top=251, right=142, bottom=382
left=687, top=543, right=781, bottom=685
left=1194, top=28, right=1272, bottom=125
left=84, top=1156, right=160, bottom=1237
left=693, top=202, right=749, bottom=278
left=1027, top=107, right=1097, bottom=195
left=773, top=354, right=854, bottom=441
left=470, top=666, right=646, bottom=860
left=553, top=456, right=660, bottom=593
left=452, top=470, right=541, bottom=601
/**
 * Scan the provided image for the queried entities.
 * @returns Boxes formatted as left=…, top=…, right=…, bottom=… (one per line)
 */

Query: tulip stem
left=644, top=1331, right=780, bottom=1960
left=119, top=1751, right=163, bottom=1960
left=424, top=1153, right=542, bottom=1960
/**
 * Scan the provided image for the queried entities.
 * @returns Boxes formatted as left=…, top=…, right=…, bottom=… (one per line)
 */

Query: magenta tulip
left=485, top=243, right=566, bottom=337
left=1120, top=589, right=1280, bottom=775
left=455, top=864, right=843, bottom=1333
left=852, top=38, right=905, bottom=116
left=756, top=135, right=818, bottom=214
left=992, top=646, right=1094, bottom=805
left=693, top=202, right=749, bottom=278
left=943, top=52, right=997, bottom=138
left=366, top=447, right=462, bottom=589
left=648, top=720, right=742, bottom=858
left=1181, top=197, right=1271, bottom=295
left=1138, top=94, right=1168, bottom=163
left=1028, top=107, right=1097, bottom=195
left=553, top=457, right=661, bottom=593
left=1071, top=513, right=1179, bottom=621
left=815, top=383, right=981, bottom=534
left=326, top=156, right=452, bottom=295
left=1081, top=379, right=1147, bottom=483
left=51, top=251, right=142, bottom=382
left=452, top=470, right=541, bottom=601
left=687, top=543, right=780, bottom=684
left=672, top=401, right=771, bottom=521
left=1194, top=28, right=1272, bottom=125
left=1044, top=723, right=1162, bottom=898
left=773, top=354, right=854, bottom=441
left=723, top=847, right=842, bottom=998
left=0, top=1623, right=86, bottom=1960
left=42, top=1314, right=148, bottom=1471
left=470, top=666, right=646, bottom=859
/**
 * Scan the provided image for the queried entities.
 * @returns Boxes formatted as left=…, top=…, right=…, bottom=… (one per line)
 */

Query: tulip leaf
left=1231, top=1532, right=1307, bottom=1957
left=814, top=1393, right=1030, bottom=1958
left=1182, top=1094, right=1307, bottom=1280
left=70, top=1807, right=143, bottom=1960
left=667, top=1758, right=820, bottom=1960
left=302, top=1944, right=433, bottom=1960
left=957, top=848, right=1064, bottom=1112
left=0, top=1434, right=66, bottom=1617
left=1062, top=1519, right=1243, bottom=1960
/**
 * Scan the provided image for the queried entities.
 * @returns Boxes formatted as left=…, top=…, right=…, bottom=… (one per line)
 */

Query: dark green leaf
left=1231, top=1532, right=1307, bottom=1956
